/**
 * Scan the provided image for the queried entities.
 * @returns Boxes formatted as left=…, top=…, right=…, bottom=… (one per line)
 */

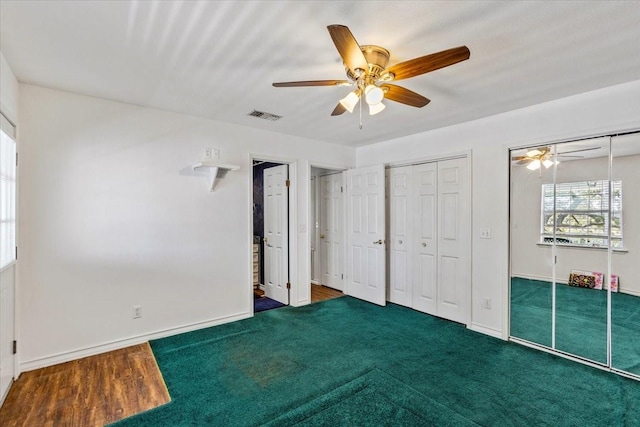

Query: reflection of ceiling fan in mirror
left=512, top=146, right=601, bottom=171
left=272, top=24, right=470, bottom=120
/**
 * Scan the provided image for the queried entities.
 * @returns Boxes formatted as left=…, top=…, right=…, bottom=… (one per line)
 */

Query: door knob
left=374, top=239, right=384, bottom=245
left=320, top=234, right=325, bottom=239
left=422, top=242, right=426, bottom=247
left=264, top=237, right=268, bottom=243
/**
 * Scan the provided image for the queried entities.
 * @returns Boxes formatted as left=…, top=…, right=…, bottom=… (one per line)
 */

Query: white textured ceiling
left=1, top=1, right=639, bottom=147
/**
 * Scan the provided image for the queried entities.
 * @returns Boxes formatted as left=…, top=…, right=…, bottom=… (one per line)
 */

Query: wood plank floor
left=254, top=284, right=343, bottom=304
left=0, top=342, right=170, bottom=427
left=2, top=287, right=343, bottom=426
left=311, top=284, right=344, bottom=303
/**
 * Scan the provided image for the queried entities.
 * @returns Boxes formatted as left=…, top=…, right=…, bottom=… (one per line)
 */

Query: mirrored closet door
left=510, top=130, right=640, bottom=378
left=611, top=133, right=640, bottom=376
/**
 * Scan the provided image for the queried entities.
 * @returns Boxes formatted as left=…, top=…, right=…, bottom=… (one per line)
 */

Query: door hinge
left=340, top=186, right=343, bottom=193
left=16, top=153, right=19, bottom=167
left=286, top=282, right=291, bottom=289
left=15, top=246, right=17, bottom=260
left=13, top=340, right=17, bottom=354
left=286, top=179, right=291, bottom=187
left=341, top=274, right=344, bottom=280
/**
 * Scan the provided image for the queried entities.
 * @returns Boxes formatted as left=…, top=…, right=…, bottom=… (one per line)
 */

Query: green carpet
left=112, top=297, right=640, bottom=426
left=511, top=277, right=640, bottom=374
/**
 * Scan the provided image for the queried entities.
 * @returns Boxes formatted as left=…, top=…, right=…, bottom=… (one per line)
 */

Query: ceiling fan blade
left=327, top=25, right=368, bottom=75
left=331, top=103, right=347, bottom=116
left=516, top=160, right=530, bottom=165
left=273, top=80, right=349, bottom=87
left=380, top=84, right=430, bottom=107
left=386, top=46, right=470, bottom=81
left=512, top=156, right=528, bottom=161
left=557, top=146, right=601, bottom=155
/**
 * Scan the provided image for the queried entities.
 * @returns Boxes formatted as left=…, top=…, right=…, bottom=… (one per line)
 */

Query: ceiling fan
left=512, top=146, right=601, bottom=171
left=273, top=25, right=470, bottom=118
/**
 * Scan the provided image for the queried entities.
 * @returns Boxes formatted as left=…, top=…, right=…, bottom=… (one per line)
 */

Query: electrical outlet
left=133, top=305, right=142, bottom=319
left=204, top=147, right=213, bottom=160
left=480, top=228, right=492, bottom=239
left=482, top=298, right=492, bottom=309
left=212, top=147, right=220, bottom=160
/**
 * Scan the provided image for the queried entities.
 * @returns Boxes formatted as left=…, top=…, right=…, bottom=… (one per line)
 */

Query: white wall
left=17, top=84, right=355, bottom=371
left=356, top=79, right=640, bottom=338
left=511, top=153, right=640, bottom=296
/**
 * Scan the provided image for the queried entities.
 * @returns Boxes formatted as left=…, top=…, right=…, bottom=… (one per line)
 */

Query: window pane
left=540, top=180, right=623, bottom=248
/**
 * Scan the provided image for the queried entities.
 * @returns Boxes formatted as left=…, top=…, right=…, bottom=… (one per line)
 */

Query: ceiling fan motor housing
left=346, top=45, right=391, bottom=81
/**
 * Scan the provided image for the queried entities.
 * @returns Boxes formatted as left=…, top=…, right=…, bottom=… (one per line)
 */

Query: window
left=541, top=180, right=623, bottom=248
left=0, top=114, right=16, bottom=269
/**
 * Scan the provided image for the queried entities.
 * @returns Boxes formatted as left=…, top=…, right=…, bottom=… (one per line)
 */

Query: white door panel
left=436, top=158, right=469, bottom=324
left=320, top=174, right=344, bottom=290
left=264, top=165, right=289, bottom=305
left=346, top=165, right=386, bottom=306
left=388, top=166, right=412, bottom=307
left=413, top=162, right=438, bottom=314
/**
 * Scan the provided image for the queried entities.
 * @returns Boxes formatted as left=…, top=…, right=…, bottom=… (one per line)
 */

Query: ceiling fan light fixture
left=526, top=149, right=543, bottom=157
left=369, top=102, right=386, bottom=116
left=339, top=91, right=360, bottom=113
left=527, top=160, right=541, bottom=171
left=542, top=159, right=554, bottom=169
left=364, top=85, right=384, bottom=105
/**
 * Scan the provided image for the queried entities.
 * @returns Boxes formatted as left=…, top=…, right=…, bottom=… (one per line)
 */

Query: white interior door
left=346, top=164, right=386, bottom=306
left=436, top=158, right=469, bottom=324
left=413, top=162, right=438, bottom=315
left=263, top=164, right=289, bottom=305
left=388, top=166, right=412, bottom=307
left=320, top=173, right=344, bottom=291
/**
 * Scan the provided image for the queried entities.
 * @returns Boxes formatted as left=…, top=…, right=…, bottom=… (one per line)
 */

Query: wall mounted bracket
left=193, top=161, right=240, bottom=192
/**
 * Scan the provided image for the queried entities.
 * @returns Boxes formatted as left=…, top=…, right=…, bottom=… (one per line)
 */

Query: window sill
left=536, top=242, right=628, bottom=253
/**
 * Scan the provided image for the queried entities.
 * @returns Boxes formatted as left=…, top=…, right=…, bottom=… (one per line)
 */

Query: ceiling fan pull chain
left=359, top=93, right=363, bottom=130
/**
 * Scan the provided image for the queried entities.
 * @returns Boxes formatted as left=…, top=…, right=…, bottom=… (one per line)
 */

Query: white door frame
left=249, top=155, right=297, bottom=314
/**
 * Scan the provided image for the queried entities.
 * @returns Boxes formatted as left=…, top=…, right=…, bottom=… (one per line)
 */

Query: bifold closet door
left=412, top=162, right=438, bottom=315
left=388, top=166, right=413, bottom=307
left=387, top=158, right=469, bottom=324
left=436, top=158, right=470, bottom=324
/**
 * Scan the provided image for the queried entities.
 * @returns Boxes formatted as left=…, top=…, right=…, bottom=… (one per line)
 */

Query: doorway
left=309, top=163, right=388, bottom=307
left=311, top=167, right=345, bottom=296
left=252, top=159, right=290, bottom=313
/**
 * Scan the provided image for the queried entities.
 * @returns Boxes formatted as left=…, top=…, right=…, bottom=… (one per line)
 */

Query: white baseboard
left=19, top=311, right=251, bottom=373
left=620, top=287, right=640, bottom=297
left=469, top=322, right=505, bottom=340
left=511, top=274, right=568, bottom=285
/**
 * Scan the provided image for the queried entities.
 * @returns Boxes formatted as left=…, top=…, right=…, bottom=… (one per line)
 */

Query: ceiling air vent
left=248, top=110, right=282, bottom=121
